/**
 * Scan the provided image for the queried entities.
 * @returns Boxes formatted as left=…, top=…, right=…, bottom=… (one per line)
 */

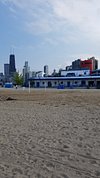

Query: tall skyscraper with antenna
left=9, top=53, right=16, bottom=77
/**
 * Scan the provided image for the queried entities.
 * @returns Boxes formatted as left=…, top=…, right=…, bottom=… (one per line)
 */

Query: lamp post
left=45, top=82, right=47, bottom=91
left=29, top=80, right=30, bottom=93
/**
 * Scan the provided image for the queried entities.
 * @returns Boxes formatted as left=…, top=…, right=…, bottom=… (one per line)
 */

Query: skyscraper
left=23, top=61, right=30, bottom=86
left=4, top=64, right=10, bottom=77
left=4, top=64, right=10, bottom=82
left=9, top=54, right=16, bottom=77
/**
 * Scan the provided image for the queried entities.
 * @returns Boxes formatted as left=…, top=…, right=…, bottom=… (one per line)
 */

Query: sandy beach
left=0, top=88, right=100, bottom=178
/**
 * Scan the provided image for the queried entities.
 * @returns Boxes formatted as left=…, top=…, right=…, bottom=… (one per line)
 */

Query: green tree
left=13, top=72, right=23, bottom=86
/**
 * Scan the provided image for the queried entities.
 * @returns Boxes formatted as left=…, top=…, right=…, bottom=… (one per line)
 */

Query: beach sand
left=0, top=89, right=100, bottom=178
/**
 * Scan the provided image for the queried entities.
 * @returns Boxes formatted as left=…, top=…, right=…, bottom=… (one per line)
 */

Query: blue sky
left=0, top=0, right=100, bottom=73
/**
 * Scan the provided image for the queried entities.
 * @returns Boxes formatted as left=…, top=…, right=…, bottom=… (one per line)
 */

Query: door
left=48, top=81, right=52, bottom=87
left=36, top=82, right=40, bottom=88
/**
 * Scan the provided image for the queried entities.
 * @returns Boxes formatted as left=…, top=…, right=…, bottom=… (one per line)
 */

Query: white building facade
left=61, top=69, right=90, bottom=77
left=29, top=76, right=100, bottom=88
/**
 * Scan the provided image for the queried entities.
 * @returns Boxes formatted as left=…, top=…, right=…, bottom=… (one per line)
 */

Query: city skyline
left=1, top=0, right=100, bottom=73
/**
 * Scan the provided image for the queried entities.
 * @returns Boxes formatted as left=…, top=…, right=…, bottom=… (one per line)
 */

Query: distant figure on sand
left=16, top=85, right=17, bottom=89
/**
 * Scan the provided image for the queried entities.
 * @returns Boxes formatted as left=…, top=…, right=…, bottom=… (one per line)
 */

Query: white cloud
left=1, top=0, right=100, bottom=41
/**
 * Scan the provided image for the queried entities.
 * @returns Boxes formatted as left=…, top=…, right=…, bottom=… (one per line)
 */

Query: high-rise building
left=89, top=57, right=98, bottom=70
left=4, top=64, right=10, bottom=77
left=25, top=61, right=28, bottom=68
left=9, top=54, right=16, bottom=77
left=44, top=65, right=49, bottom=76
left=23, top=61, right=30, bottom=85
left=81, top=57, right=98, bottom=73
left=72, top=59, right=81, bottom=70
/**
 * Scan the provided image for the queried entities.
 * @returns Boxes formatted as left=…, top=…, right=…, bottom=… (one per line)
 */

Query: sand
left=0, top=88, right=100, bottom=178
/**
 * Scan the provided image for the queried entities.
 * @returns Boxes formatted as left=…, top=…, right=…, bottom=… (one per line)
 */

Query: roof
left=29, top=76, right=100, bottom=81
left=61, top=68, right=89, bottom=72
